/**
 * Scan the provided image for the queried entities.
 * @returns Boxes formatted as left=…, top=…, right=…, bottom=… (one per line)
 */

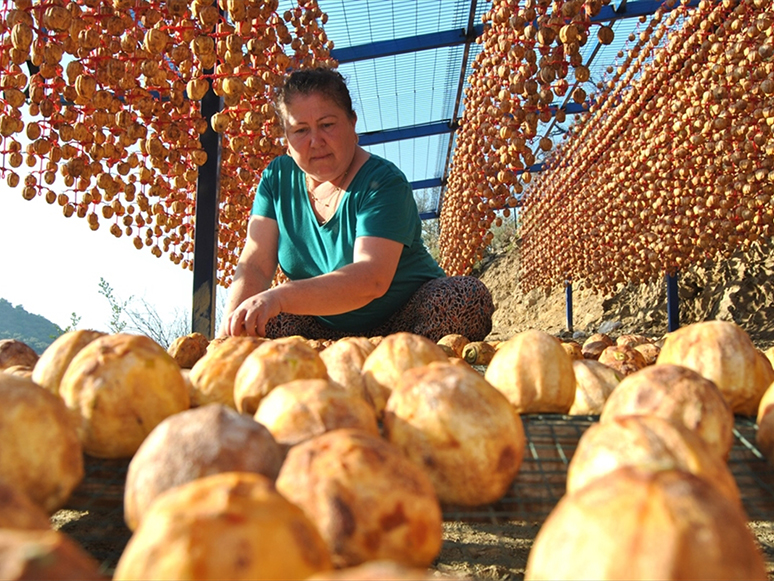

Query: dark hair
left=274, top=67, right=356, bottom=122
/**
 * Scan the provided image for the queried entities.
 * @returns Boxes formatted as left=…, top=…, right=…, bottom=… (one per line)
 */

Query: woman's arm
left=219, top=215, right=280, bottom=336
left=226, top=234, right=403, bottom=337
left=275, top=234, right=403, bottom=313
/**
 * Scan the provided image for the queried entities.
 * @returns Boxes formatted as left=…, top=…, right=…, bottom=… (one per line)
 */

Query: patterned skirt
left=264, top=275, right=494, bottom=343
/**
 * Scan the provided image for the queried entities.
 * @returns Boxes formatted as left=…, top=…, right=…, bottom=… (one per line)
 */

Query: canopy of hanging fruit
left=0, top=0, right=333, bottom=286
left=439, top=0, right=773, bottom=300
left=518, top=0, right=774, bottom=296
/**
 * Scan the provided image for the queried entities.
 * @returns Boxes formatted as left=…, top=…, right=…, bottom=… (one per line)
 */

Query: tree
left=96, top=278, right=227, bottom=349
left=98, top=277, right=130, bottom=333
left=0, top=298, right=64, bottom=354
left=421, top=218, right=441, bottom=262
left=61, top=312, right=82, bottom=334
left=124, top=298, right=190, bottom=349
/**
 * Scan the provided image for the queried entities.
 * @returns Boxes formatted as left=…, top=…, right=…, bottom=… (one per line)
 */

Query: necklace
left=306, top=170, right=348, bottom=208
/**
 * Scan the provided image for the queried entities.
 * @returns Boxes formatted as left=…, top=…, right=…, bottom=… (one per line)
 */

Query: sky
left=0, top=183, right=204, bottom=333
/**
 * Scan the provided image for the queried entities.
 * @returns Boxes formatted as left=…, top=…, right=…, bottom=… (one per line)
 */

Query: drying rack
left=53, top=414, right=774, bottom=573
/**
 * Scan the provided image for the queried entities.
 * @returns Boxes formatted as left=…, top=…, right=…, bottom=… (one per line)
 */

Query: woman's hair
left=274, top=67, right=356, bottom=122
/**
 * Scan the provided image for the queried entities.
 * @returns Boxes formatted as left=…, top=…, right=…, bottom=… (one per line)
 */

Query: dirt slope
left=479, top=237, right=774, bottom=350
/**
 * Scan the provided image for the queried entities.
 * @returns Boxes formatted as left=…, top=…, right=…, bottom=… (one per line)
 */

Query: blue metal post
left=191, top=78, right=222, bottom=338
left=666, top=271, right=679, bottom=332
left=565, top=281, right=573, bottom=333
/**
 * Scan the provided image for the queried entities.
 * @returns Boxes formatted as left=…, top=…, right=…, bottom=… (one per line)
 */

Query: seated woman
left=220, top=67, right=494, bottom=342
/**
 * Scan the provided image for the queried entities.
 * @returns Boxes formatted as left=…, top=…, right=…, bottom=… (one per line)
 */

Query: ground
left=436, top=521, right=538, bottom=579
left=478, top=237, right=774, bottom=350
left=434, top=521, right=774, bottom=580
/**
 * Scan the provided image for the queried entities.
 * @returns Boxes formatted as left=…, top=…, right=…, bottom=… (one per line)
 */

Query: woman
left=220, top=67, right=494, bottom=342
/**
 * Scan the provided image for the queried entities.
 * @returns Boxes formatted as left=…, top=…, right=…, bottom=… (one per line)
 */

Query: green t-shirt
left=251, top=153, right=445, bottom=332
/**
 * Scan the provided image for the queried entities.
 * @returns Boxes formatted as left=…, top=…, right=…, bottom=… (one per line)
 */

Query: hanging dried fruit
left=0, top=0, right=334, bottom=288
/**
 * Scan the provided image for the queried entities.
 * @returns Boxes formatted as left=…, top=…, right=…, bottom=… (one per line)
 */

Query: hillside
left=478, top=236, right=774, bottom=351
left=0, top=298, right=64, bottom=354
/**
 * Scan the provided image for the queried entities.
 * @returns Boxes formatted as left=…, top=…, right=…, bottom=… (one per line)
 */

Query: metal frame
left=192, top=0, right=697, bottom=335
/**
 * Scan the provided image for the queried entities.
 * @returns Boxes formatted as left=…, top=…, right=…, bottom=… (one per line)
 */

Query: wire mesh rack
left=52, top=457, right=131, bottom=572
left=52, top=414, right=774, bottom=573
left=441, top=414, right=593, bottom=523
left=441, top=415, right=774, bottom=524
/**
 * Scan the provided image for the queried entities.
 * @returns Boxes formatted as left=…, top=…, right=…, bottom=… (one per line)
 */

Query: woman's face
left=280, top=92, right=358, bottom=183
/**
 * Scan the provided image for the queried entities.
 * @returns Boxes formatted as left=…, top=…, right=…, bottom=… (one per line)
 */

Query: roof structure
left=274, top=0, right=697, bottom=219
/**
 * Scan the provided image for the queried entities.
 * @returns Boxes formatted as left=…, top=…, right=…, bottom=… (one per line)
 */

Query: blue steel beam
left=414, top=178, right=443, bottom=221
left=554, top=103, right=586, bottom=116
left=359, top=121, right=458, bottom=146
left=522, top=163, right=545, bottom=174
left=412, top=178, right=443, bottom=190
left=331, top=1, right=698, bottom=67
left=330, top=25, right=484, bottom=64
left=417, top=163, right=541, bottom=220
left=360, top=104, right=584, bottom=147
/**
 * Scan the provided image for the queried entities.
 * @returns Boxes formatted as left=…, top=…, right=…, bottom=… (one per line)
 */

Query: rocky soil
left=478, top=236, right=774, bottom=351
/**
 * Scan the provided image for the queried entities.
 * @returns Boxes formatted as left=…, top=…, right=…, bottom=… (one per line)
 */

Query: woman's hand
left=223, top=288, right=283, bottom=337
left=218, top=216, right=280, bottom=337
